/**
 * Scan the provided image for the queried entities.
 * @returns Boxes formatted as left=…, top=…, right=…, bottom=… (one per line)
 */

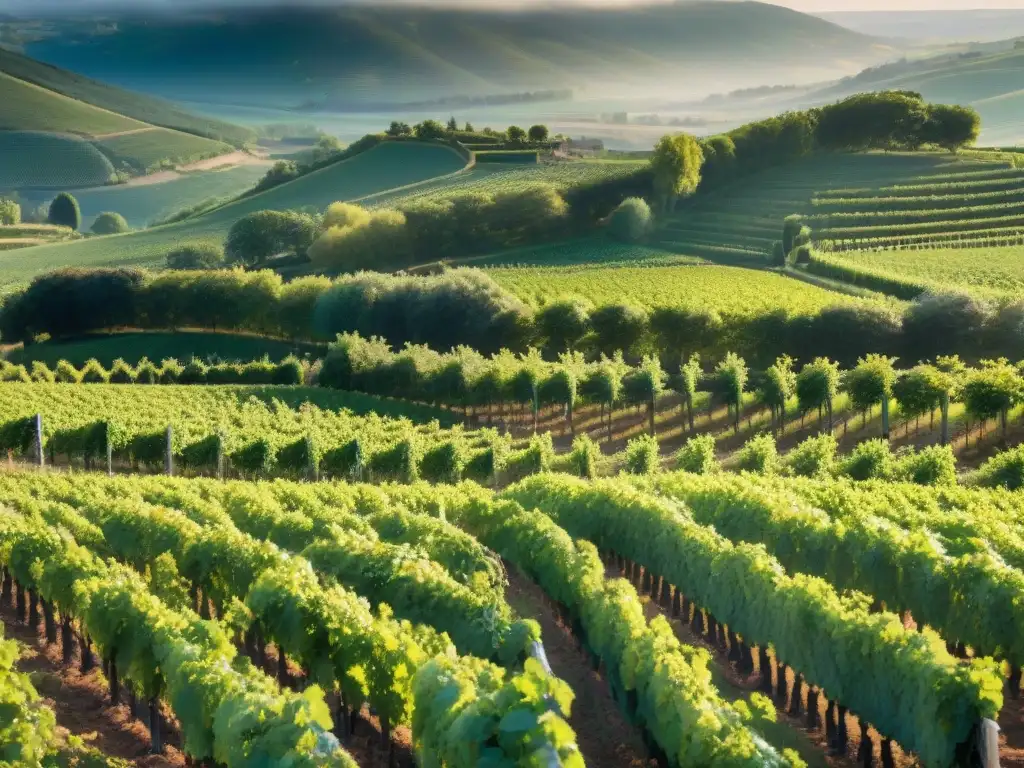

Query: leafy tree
left=386, top=121, right=413, bottom=137
left=844, top=354, right=898, bottom=436
left=537, top=296, right=592, bottom=354
left=0, top=197, right=19, bottom=225
left=507, top=125, right=527, bottom=145
left=568, top=434, right=600, bottom=479
left=527, top=125, right=550, bottom=143
left=414, top=120, right=446, bottom=140
left=796, top=357, right=840, bottom=430
left=922, top=104, right=981, bottom=152
left=712, top=352, right=747, bottom=434
left=254, top=160, right=299, bottom=193
left=607, top=197, right=652, bottom=242
left=893, top=364, right=954, bottom=441
left=650, top=133, right=704, bottom=212
left=166, top=243, right=225, bottom=271
left=589, top=303, right=648, bottom=358
left=464, top=122, right=475, bottom=133
left=225, top=210, right=319, bottom=266
left=579, top=354, right=626, bottom=443
left=446, top=116, right=459, bottom=132
left=90, top=211, right=130, bottom=235
left=622, top=355, right=666, bottom=436
left=310, top=134, right=344, bottom=164
left=961, top=359, right=1023, bottom=441
left=48, top=192, right=81, bottom=230
left=759, top=355, right=796, bottom=433
left=648, top=307, right=721, bottom=364
left=323, top=202, right=371, bottom=230
left=676, top=354, right=702, bottom=432
left=782, top=215, right=803, bottom=256
left=903, top=292, right=991, bottom=362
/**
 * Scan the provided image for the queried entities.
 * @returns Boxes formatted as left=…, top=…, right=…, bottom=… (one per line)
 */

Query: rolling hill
left=22, top=2, right=897, bottom=109
left=0, top=49, right=254, bottom=187
left=0, top=140, right=469, bottom=289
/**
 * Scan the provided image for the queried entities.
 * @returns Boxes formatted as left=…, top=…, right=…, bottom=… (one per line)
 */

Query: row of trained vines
left=0, top=471, right=583, bottom=768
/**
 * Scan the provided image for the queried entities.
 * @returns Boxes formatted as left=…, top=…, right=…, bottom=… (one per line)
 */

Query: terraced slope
left=0, top=141, right=469, bottom=289
left=654, top=152, right=1020, bottom=264
left=0, top=131, right=115, bottom=188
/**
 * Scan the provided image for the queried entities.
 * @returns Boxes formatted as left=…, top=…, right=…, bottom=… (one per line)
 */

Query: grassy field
left=653, top=152, right=1022, bottom=265
left=359, top=159, right=647, bottom=213
left=0, top=141, right=468, bottom=288
left=0, top=71, right=145, bottom=136
left=18, top=165, right=269, bottom=230
left=489, top=262, right=878, bottom=316
left=0, top=224, right=80, bottom=254
left=5, top=330, right=324, bottom=368
left=0, top=131, right=115, bottom=188
left=96, top=128, right=232, bottom=174
left=0, top=47, right=254, bottom=146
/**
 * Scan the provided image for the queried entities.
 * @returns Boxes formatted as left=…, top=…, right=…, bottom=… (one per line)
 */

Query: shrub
left=241, top=360, right=276, bottom=384
left=368, top=438, right=420, bottom=484
left=784, top=433, right=837, bottom=478
left=567, top=434, right=600, bottom=479
left=323, top=202, right=371, bottom=230
left=167, top=243, right=225, bottom=270
left=414, top=120, right=446, bottom=140
left=504, top=433, right=554, bottom=482
left=207, top=363, right=243, bottom=384
left=624, top=434, right=660, bottom=475
left=178, top=358, right=208, bottom=384
left=840, top=439, right=893, bottom=481
left=159, top=358, right=183, bottom=384
left=135, top=357, right=159, bottom=384
left=674, top=434, right=718, bottom=474
left=527, top=125, right=549, bottom=143
left=537, top=296, right=592, bottom=353
left=29, top=361, right=55, bottom=383
left=735, top=433, right=779, bottom=475
left=90, top=212, right=130, bottom=235
left=792, top=244, right=812, bottom=266
left=0, top=363, right=29, bottom=382
left=321, top=438, right=364, bottom=480
left=48, top=193, right=81, bottom=230
left=607, top=197, right=653, bottom=242
left=230, top=438, right=276, bottom=476
left=0, top=198, right=20, bottom=226
left=272, top=356, right=305, bottom=385
left=79, top=358, right=109, bottom=383
left=419, top=439, right=467, bottom=485
left=307, top=210, right=411, bottom=272
left=55, top=359, right=81, bottom=383
left=108, top=358, right=137, bottom=384
left=895, top=445, right=957, bottom=487
left=975, top=445, right=1024, bottom=490
left=276, top=435, right=321, bottom=479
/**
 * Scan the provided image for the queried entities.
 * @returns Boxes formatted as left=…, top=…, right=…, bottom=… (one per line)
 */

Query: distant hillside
left=0, top=49, right=256, bottom=186
left=820, top=10, right=1024, bottom=43
left=0, top=47, right=255, bottom=145
left=23, top=2, right=896, bottom=108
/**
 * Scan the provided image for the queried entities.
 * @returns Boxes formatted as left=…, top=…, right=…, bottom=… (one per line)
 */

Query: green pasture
left=0, top=131, right=115, bottom=188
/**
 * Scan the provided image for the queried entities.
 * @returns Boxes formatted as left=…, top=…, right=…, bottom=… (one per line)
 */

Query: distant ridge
left=23, top=2, right=896, bottom=108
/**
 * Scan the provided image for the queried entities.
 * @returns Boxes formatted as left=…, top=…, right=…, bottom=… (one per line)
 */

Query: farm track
left=504, top=566, right=651, bottom=768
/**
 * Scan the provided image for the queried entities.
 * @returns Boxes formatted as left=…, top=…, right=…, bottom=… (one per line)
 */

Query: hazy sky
left=3, top=0, right=1024, bottom=11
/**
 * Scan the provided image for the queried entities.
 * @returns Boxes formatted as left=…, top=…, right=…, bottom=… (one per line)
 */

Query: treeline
left=7, top=267, right=1024, bottom=368
left=0, top=356, right=305, bottom=386
left=663, top=92, right=982, bottom=200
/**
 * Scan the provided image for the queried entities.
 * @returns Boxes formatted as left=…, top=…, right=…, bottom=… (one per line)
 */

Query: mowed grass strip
left=0, top=141, right=469, bottom=288
left=0, top=71, right=145, bottom=135
left=489, top=262, right=878, bottom=316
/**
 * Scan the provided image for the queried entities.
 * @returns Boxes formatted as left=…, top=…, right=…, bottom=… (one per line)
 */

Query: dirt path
left=91, top=127, right=160, bottom=140
left=113, top=150, right=273, bottom=188
left=503, top=566, right=652, bottom=768
left=2, top=607, right=184, bottom=766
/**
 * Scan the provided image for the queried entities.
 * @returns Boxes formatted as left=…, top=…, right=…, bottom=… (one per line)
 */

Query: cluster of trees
left=308, top=187, right=568, bottom=272
left=0, top=193, right=129, bottom=235
left=10, top=268, right=1024, bottom=369
left=386, top=119, right=551, bottom=146
left=650, top=92, right=982, bottom=209
left=0, top=198, right=19, bottom=226
left=249, top=133, right=359, bottom=196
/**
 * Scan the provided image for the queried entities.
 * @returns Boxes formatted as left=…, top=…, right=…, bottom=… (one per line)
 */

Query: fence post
left=33, top=414, right=44, bottom=468
left=216, top=435, right=225, bottom=481
left=106, top=433, right=113, bottom=477
left=940, top=393, right=950, bottom=447
left=164, top=426, right=173, bottom=477
left=881, top=397, right=890, bottom=441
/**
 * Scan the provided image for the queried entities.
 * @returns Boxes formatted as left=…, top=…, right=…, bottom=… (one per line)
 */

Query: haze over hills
left=820, top=10, right=1024, bottom=42
left=17, top=2, right=897, bottom=109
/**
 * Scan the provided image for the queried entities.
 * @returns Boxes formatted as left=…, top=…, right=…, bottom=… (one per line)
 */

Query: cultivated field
left=18, top=164, right=270, bottom=230
left=489, top=262, right=881, bottom=315
left=653, top=152, right=1022, bottom=265
left=0, top=131, right=115, bottom=188
left=96, top=128, right=232, bottom=175
left=0, top=141, right=469, bottom=288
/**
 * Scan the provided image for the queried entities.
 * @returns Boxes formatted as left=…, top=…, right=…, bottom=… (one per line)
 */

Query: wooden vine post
left=33, top=413, right=44, bottom=467
left=164, top=425, right=173, bottom=476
